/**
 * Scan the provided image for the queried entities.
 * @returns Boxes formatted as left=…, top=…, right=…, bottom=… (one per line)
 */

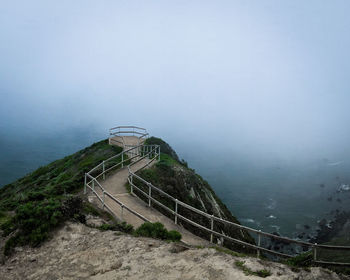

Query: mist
left=1, top=1, right=350, bottom=235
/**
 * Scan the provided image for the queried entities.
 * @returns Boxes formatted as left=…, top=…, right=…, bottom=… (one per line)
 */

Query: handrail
left=84, top=129, right=350, bottom=266
left=109, top=126, right=149, bottom=138
left=84, top=143, right=159, bottom=225
left=128, top=168, right=350, bottom=263
left=110, top=126, right=147, bottom=131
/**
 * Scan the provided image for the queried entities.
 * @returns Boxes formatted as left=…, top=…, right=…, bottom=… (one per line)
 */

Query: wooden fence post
left=84, top=173, right=87, bottom=194
left=210, top=215, right=214, bottom=243
left=148, top=183, right=152, bottom=207
left=257, top=230, right=261, bottom=258
left=175, top=199, right=178, bottom=224
left=102, top=161, right=105, bottom=180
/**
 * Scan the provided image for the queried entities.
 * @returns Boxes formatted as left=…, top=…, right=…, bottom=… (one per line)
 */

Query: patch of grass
left=144, top=137, right=180, bottom=162
left=0, top=211, right=10, bottom=227
left=82, top=203, right=101, bottom=217
left=98, top=222, right=134, bottom=234
left=235, top=260, right=271, bottom=278
left=285, top=251, right=313, bottom=267
left=211, top=246, right=247, bottom=257
left=125, top=182, right=131, bottom=193
left=134, top=222, right=181, bottom=242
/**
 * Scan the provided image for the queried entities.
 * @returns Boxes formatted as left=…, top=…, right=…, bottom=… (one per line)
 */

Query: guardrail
left=85, top=132, right=350, bottom=266
left=109, top=126, right=149, bottom=147
left=127, top=162, right=350, bottom=265
left=84, top=144, right=160, bottom=224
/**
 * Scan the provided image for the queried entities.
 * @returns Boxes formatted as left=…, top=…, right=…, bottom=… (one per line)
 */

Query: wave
left=270, top=225, right=281, bottom=234
left=241, top=218, right=255, bottom=223
left=264, top=198, right=277, bottom=210
left=328, top=161, right=343, bottom=166
left=266, top=214, right=277, bottom=219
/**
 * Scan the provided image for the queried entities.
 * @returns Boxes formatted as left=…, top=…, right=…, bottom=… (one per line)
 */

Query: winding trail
left=92, top=136, right=208, bottom=246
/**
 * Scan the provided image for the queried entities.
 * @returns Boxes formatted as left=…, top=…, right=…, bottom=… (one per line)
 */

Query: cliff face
left=134, top=137, right=255, bottom=251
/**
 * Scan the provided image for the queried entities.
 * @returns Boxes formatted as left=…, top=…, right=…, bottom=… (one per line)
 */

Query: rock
left=169, top=243, right=189, bottom=254
left=85, top=215, right=106, bottom=227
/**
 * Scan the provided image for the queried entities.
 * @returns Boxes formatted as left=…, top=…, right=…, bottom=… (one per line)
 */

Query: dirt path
left=90, top=137, right=208, bottom=247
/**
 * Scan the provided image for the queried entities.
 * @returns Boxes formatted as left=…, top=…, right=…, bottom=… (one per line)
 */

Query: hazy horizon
left=1, top=1, right=350, bottom=163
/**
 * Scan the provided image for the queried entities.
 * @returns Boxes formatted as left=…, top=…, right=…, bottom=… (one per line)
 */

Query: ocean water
left=0, top=126, right=105, bottom=187
left=184, top=151, right=350, bottom=238
left=1, top=128, right=349, bottom=239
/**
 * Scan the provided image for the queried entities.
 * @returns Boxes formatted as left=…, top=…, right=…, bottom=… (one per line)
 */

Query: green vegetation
left=145, top=137, right=180, bottom=162
left=134, top=222, right=182, bottom=242
left=285, top=251, right=313, bottom=268
left=211, top=246, right=247, bottom=257
left=0, top=139, right=123, bottom=255
left=98, top=222, right=134, bottom=233
left=234, top=260, right=271, bottom=278
left=3, top=196, right=82, bottom=255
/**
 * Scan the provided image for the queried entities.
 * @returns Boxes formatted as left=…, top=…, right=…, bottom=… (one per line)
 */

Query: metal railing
left=127, top=164, right=350, bottom=265
left=109, top=126, right=149, bottom=148
left=84, top=144, right=160, bottom=224
left=85, top=134, right=350, bottom=266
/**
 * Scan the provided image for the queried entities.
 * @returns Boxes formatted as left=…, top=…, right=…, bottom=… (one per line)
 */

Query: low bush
left=134, top=222, right=181, bottom=242
left=167, top=230, right=182, bottom=242
left=98, top=222, right=134, bottom=233
left=285, top=251, right=313, bottom=267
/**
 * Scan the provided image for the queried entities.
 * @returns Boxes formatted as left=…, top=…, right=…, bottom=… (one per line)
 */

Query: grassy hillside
left=0, top=139, right=123, bottom=255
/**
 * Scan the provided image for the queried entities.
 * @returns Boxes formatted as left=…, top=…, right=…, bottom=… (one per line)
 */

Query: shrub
left=135, top=222, right=181, bottom=241
left=167, top=230, right=182, bottom=241
left=99, top=224, right=114, bottom=231
left=116, top=221, right=134, bottom=233
left=98, top=222, right=134, bottom=233
left=285, top=251, right=313, bottom=267
left=135, top=222, right=168, bottom=239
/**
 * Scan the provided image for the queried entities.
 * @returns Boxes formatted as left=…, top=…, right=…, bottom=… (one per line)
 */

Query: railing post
left=257, top=230, right=261, bottom=258
left=102, top=161, right=105, bottom=180
left=210, top=215, right=214, bottom=243
left=122, top=152, right=124, bottom=168
left=92, top=179, right=95, bottom=192
left=148, top=183, right=152, bottom=207
left=102, top=191, right=105, bottom=210
left=84, top=173, right=87, bottom=194
left=313, top=243, right=317, bottom=262
left=121, top=204, right=124, bottom=221
left=130, top=175, right=134, bottom=194
left=175, top=199, right=178, bottom=224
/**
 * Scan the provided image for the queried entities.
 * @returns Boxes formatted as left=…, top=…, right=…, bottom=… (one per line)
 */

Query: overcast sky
left=1, top=1, right=350, bottom=160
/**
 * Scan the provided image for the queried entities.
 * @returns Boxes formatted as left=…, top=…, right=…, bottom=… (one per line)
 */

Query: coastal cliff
left=0, top=137, right=349, bottom=279
left=134, top=137, right=254, bottom=251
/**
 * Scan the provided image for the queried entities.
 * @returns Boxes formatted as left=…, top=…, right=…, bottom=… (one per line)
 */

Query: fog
left=1, top=1, right=350, bottom=235
left=1, top=0, right=350, bottom=159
